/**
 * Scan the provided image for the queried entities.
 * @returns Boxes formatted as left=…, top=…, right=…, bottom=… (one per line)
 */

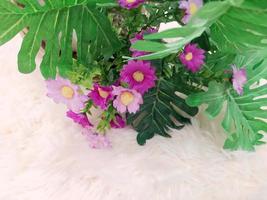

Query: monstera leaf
left=127, top=75, right=198, bottom=145
left=0, top=0, right=121, bottom=78
left=210, top=1, right=267, bottom=53
left=186, top=53, right=267, bottom=150
left=131, top=0, right=267, bottom=60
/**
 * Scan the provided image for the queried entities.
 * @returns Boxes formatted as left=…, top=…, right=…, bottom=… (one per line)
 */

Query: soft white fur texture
left=1, top=36, right=267, bottom=200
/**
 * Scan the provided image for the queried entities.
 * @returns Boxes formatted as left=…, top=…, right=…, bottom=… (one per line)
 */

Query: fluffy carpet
left=1, top=36, right=267, bottom=200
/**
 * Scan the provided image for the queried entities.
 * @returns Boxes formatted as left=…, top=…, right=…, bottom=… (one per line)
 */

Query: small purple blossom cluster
left=88, top=60, right=156, bottom=114
left=87, top=28, right=157, bottom=117
left=46, top=76, right=111, bottom=149
left=45, top=28, right=158, bottom=149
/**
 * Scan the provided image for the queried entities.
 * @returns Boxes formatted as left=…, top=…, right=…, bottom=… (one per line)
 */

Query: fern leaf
left=128, top=75, right=198, bottom=145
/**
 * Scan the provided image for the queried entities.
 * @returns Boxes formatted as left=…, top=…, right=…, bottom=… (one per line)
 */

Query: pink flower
left=88, top=84, right=113, bottom=110
left=179, top=0, right=203, bottom=24
left=82, top=129, right=112, bottom=149
left=66, top=110, right=93, bottom=128
left=118, top=0, right=145, bottom=9
left=179, top=43, right=205, bottom=73
left=110, top=114, right=126, bottom=128
left=120, top=60, right=157, bottom=94
left=113, top=87, right=143, bottom=114
left=130, top=28, right=158, bottom=57
left=46, top=76, right=88, bottom=113
left=232, top=65, right=247, bottom=95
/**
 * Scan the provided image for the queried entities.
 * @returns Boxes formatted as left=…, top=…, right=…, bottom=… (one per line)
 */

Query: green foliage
left=0, top=0, right=121, bottom=78
left=210, top=1, right=267, bottom=53
left=131, top=0, right=267, bottom=60
left=128, top=61, right=198, bottom=145
left=186, top=53, right=267, bottom=150
left=199, top=52, right=236, bottom=84
left=66, top=60, right=101, bottom=88
left=96, top=105, right=118, bottom=133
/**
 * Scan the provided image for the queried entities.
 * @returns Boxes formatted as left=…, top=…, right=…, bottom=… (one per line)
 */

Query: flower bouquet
left=1, top=0, right=267, bottom=150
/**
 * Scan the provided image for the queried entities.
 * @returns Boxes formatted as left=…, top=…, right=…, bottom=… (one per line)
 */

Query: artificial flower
left=88, top=84, right=113, bottom=110
left=232, top=65, right=247, bottom=95
left=82, top=129, right=112, bottom=149
left=110, top=114, right=126, bottom=129
left=113, top=87, right=143, bottom=114
left=120, top=60, right=157, bottom=94
left=118, top=0, right=145, bottom=10
left=46, top=76, right=88, bottom=112
left=179, top=43, right=205, bottom=73
left=179, top=0, right=203, bottom=24
left=66, top=110, right=93, bottom=128
left=130, top=28, right=157, bottom=57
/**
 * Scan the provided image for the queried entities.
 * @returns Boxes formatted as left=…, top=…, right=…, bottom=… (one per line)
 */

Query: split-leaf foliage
left=0, top=0, right=120, bottom=78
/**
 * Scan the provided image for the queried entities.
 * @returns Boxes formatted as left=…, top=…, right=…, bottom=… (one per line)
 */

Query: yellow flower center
left=185, top=52, right=193, bottom=61
left=120, top=91, right=134, bottom=106
left=98, top=88, right=109, bottom=99
left=189, top=2, right=198, bottom=15
left=126, top=0, right=136, bottom=3
left=61, top=86, right=74, bottom=99
left=132, top=71, right=145, bottom=82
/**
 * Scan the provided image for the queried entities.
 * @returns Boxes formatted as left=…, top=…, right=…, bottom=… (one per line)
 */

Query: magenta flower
left=120, top=60, right=157, bottom=94
left=179, top=0, right=203, bottom=24
left=110, top=114, right=126, bottom=129
left=113, top=87, right=143, bottom=114
left=82, top=129, right=112, bottom=149
left=88, top=84, right=113, bottom=110
left=232, top=65, right=247, bottom=95
left=66, top=110, right=93, bottom=128
left=118, top=0, right=145, bottom=9
left=46, top=76, right=88, bottom=113
left=130, top=28, right=157, bottom=57
left=179, top=43, right=205, bottom=73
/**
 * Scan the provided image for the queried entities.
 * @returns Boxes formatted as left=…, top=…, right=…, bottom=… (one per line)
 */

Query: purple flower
left=120, top=60, right=157, bottom=94
left=130, top=28, right=158, bottom=57
left=113, top=87, right=143, bottom=114
left=179, top=0, right=203, bottom=24
left=118, top=0, right=145, bottom=9
left=110, top=114, right=126, bottom=129
left=66, top=110, right=93, bottom=128
left=46, top=76, right=88, bottom=113
left=179, top=43, right=205, bottom=73
left=82, top=129, right=112, bottom=149
left=232, top=65, right=247, bottom=95
left=88, top=84, right=113, bottom=110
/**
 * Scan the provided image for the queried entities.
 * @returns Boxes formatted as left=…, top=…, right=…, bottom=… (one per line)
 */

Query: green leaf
left=186, top=81, right=226, bottom=119
left=131, top=0, right=267, bottom=60
left=0, top=0, right=121, bottom=78
left=211, top=1, right=267, bottom=53
left=66, top=60, right=101, bottom=88
left=128, top=76, right=198, bottom=145
left=205, top=52, right=236, bottom=74
left=186, top=53, right=267, bottom=151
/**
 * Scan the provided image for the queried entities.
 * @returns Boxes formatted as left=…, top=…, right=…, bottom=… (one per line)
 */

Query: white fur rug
left=1, top=36, right=267, bottom=200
